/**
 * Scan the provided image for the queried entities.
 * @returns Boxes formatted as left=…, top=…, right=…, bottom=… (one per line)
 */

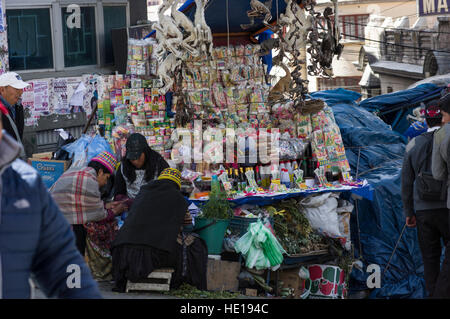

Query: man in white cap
left=0, top=71, right=29, bottom=143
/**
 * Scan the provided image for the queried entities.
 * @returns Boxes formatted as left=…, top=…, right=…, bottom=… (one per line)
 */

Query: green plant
left=163, top=283, right=241, bottom=299
left=199, top=191, right=232, bottom=220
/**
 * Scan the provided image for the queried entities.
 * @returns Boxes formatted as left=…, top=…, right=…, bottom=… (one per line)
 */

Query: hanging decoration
left=249, top=0, right=343, bottom=113
left=240, top=0, right=274, bottom=30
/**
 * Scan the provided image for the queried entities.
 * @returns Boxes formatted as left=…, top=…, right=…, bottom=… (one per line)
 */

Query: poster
left=69, top=81, right=86, bottom=113
left=66, top=77, right=83, bottom=113
left=0, top=1, right=4, bottom=33
left=53, top=78, right=69, bottom=114
left=33, top=80, right=50, bottom=114
left=83, top=74, right=103, bottom=117
left=22, top=82, right=37, bottom=126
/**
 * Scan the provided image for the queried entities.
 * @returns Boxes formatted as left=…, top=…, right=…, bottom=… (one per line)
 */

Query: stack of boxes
left=97, top=74, right=174, bottom=160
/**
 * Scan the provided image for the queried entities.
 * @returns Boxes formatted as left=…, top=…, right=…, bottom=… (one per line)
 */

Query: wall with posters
left=0, top=0, right=8, bottom=74
left=22, top=74, right=103, bottom=127
left=22, top=73, right=104, bottom=156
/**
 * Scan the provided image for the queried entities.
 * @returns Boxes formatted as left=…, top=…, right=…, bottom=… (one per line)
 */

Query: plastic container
left=229, top=216, right=274, bottom=237
left=229, top=216, right=259, bottom=236
left=195, top=218, right=230, bottom=255
left=211, top=175, right=221, bottom=194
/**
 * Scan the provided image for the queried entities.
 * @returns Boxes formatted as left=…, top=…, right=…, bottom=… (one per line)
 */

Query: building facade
left=1, top=0, right=149, bottom=156
left=148, top=0, right=161, bottom=22
left=308, top=0, right=418, bottom=98
left=359, top=3, right=450, bottom=97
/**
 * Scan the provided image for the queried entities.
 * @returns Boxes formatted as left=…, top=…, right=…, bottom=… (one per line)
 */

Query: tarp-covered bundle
left=310, top=89, right=426, bottom=298
left=358, top=83, right=442, bottom=135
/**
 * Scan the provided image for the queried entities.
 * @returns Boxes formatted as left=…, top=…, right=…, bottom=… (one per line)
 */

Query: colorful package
left=212, top=82, right=227, bottom=108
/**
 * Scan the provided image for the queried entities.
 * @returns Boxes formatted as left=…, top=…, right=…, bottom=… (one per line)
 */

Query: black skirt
left=111, top=244, right=177, bottom=292
left=171, top=234, right=208, bottom=291
left=111, top=234, right=208, bottom=293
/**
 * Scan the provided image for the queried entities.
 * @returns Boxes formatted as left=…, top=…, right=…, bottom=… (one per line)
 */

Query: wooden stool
left=125, top=268, right=175, bottom=293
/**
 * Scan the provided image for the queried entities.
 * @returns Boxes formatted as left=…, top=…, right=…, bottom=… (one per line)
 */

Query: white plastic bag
left=337, top=200, right=354, bottom=251
left=299, top=193, right=343, bottom=239
left=69, top=149, right=88, bottom=170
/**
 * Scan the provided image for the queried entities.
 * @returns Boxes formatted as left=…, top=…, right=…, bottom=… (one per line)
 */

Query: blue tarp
left=189, top=184, right=373, bottom=207
left=256, top=30, right=274, bottom=74
left=310, top=89, right=427, bottom=299
left=358, top=83, right=440, bottom=113
left=358, top=83, right=443, bottom=135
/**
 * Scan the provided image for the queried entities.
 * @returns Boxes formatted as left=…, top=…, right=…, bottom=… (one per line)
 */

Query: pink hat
left=90, top=151, right=117, bottom=175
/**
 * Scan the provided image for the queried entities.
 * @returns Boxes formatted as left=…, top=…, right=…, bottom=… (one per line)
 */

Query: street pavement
left=33, top=280, right=179, bottom=299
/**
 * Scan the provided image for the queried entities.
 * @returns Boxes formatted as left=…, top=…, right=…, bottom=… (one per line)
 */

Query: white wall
left=379, top=73, right=417, bottom=94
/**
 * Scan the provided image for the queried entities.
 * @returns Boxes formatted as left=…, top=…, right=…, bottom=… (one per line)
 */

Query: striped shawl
left=50, top=166, right=107, bottom=225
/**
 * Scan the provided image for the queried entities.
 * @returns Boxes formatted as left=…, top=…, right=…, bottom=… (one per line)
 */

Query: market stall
left=87, top=0, right=373, bottom=298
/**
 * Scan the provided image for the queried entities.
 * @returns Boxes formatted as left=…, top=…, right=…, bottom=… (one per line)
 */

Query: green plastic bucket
left=194, top=218, right=230, bottom=255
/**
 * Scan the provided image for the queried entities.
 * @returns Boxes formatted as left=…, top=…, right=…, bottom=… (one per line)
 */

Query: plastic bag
left=53, top=129, right=76, bottom=160
left=69, top=149, right=88, bottom=170
left=62, top=135, right=92, bottom=167
left=299, top=193, right=343, bottom=239
left=234, top=220, right=286, bottom=270
left=279, top=137, right=306, bottom=161
left=86, top=135, right=114, bottom=162
left=62, top=134, right=114, bottom=168
left=337, top=199, right=354, bottom=251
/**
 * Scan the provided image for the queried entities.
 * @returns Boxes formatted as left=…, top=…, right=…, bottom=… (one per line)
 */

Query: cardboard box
left=245, top=288, right=258, bottom=297
left=206, top=259, right=240, bottom=292
left=276, top=268, right=306, bottom=298
left=31, top=152, right=54, bottom=160
left=30, top=158, right=70, bottom=189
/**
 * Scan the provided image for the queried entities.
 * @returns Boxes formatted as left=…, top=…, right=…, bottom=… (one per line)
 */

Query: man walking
left=402, top=99, right=449, bottom=298
left=431, top=92, right=450, bottom=298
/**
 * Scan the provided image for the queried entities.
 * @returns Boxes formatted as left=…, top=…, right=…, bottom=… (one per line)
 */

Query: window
left=6, top=1, right=128, bottom=73
left=7, top=8, right=53, bottom=71
left=387, top=86, right=393, bottom=93
left=339, top=15, right=369, bottom=40
left=61, top=6, right=97, bottom=67
left=317, top=76, right=361, bottom=93
left=103, top=6, right=127, bottom=65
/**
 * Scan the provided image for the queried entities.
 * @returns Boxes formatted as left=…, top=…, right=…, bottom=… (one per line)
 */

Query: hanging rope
left=382, top=223, right=407, bottom=279
left=354, top=199, right=364, bottom=262
left=356, top=147, right=361, bottom=179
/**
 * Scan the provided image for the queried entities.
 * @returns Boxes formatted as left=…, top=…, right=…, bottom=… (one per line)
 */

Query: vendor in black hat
left=113, top=133, right=169, bottom=205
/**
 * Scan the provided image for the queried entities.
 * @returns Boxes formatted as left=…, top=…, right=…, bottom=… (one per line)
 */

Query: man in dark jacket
left=0, top=72, right=28, bottom=143
left=0, top=113, right=102, bottom=299
left=432, top=93, right=450, bottom=205
left=401, top=100, right=450, bottom=298
left=431, top=93, right=450, bottom=298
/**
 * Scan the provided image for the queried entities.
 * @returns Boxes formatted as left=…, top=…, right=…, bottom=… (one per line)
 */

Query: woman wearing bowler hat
left=113, top=133, right=169, bottom=207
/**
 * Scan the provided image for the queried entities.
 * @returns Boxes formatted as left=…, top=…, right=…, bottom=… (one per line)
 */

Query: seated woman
left=111, top=168, right=207, bottom=292
left=51, top=151, right=127, bottom=280
left=113, top=133, right=169, bottom=207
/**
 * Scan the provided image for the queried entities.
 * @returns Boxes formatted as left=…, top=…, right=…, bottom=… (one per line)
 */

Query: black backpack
left=416, top=131, right=447, bottom=201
